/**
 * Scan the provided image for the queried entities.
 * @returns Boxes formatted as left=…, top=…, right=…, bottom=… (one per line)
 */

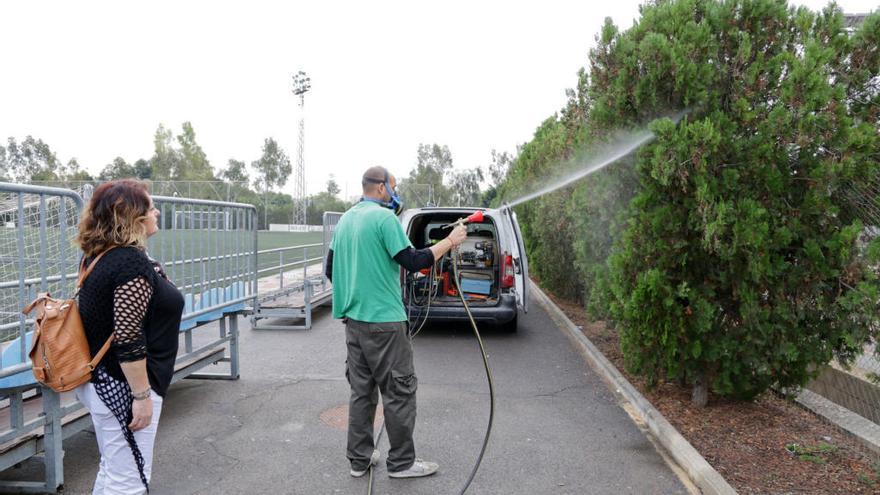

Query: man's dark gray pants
left=345, top=319, right=418, bottom=472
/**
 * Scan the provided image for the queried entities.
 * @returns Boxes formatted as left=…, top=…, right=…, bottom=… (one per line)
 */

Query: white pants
left=75, top=382, right=164, bottom=495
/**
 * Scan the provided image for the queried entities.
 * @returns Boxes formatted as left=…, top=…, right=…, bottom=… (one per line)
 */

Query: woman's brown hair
left=77, top=179, right=153, bottom=257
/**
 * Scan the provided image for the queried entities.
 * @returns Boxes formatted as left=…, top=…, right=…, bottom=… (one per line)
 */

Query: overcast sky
left=0, top=0, right=875, bottom=200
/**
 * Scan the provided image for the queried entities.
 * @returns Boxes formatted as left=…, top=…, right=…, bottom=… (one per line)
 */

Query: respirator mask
left=361, top=170, right=404, bottom=215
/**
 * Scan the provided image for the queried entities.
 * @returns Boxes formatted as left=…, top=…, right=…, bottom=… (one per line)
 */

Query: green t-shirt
left=330, top=201, right=413, bottom=322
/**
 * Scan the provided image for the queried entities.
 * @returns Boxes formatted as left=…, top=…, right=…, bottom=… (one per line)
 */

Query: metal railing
left=148, top=195, right=257, bottom=380
left=802, top=176, right=880, bottom=439
left=323, top=211, right=342, bottom=273
left=0, top=183, right=84, bottom=493
left=249, top=211, right=341, bottom=330
left=29, top=180, right=252, bottom=203
left=257, top=243, right=324, bottom=291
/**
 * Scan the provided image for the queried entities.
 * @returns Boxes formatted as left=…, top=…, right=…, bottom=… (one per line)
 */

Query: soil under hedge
left=544, top=290, right=880, bottom=495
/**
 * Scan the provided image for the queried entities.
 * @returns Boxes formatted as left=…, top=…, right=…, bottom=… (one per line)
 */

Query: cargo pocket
left=390, top=370, right=417, bottom=396
left=344, top=359, right=350, bottom=385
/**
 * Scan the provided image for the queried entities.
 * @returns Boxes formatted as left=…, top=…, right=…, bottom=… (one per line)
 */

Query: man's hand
left=429, top=223, right=469, bottom=261
left=448, top=224, right=467, bottom=247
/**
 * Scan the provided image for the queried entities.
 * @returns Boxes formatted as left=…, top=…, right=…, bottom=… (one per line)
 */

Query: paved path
left=6, top=291, right=687, bottom=494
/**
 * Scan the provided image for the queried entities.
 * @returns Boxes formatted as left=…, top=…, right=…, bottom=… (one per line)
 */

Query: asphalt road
left=7, top=295, right=687, bottom=494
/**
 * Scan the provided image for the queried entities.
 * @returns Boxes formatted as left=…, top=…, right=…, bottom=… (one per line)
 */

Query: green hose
left=451, top=251, right=496, bottom=495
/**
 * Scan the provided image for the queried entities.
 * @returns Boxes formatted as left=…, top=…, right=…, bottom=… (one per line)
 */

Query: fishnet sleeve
left=112, top=276, right=153, bottom=362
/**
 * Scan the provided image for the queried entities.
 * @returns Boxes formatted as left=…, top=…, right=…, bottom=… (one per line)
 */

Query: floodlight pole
left=292, top=71, right=311, bottom=227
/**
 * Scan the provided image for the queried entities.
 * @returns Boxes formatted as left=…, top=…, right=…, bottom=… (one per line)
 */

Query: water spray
left=503, top=130, right=654, bottom=209
left=502, top=112, right=687, bottom=209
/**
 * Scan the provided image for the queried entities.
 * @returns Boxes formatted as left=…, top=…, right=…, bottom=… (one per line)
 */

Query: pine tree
left=596, top=0, right=880, bottom=404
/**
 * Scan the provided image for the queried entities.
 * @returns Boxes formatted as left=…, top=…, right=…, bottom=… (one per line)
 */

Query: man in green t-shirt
left=325, top=166, right=466, bottom=479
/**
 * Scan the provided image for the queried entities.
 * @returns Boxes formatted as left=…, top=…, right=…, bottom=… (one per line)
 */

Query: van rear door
left=504, top=208, right=529, bottom=313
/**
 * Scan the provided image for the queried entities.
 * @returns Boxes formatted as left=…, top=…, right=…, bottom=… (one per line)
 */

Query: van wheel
left=499, top=316, right=518, bottom=333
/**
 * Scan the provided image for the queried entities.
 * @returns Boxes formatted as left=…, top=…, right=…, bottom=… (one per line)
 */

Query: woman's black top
left=78, top=246, right=184, bottom=397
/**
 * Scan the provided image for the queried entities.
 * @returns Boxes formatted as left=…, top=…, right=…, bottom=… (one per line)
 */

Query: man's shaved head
left=361, top=165, right=390, bottom=192
left=362, top=166, right=392, bottom=195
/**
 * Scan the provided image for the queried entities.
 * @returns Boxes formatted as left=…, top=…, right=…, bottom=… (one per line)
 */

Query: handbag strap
left=76, top=246, right=119, bottom=290
left=22, top=293, right=50, bottom=315
left=77, top=246, right=119, bottom=368
left=88, top=333, right=115, bottom=370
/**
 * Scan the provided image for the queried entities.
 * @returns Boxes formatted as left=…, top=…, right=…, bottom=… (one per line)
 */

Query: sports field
left=256, top=231, right=325, bottom=251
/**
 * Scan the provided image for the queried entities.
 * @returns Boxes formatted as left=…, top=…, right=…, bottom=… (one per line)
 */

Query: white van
left=398, top=206, right=529, bottom=332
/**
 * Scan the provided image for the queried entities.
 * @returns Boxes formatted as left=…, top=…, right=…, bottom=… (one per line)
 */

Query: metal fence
left=148, top=195, right=257, bottom=380
left=795, top=175, right=880, bottom=456
left=256, top=243, right=324, bottom=290
left=0, top=183, right=84, bottom=493
left=323, top=211, right=342, bottom=277
left=248, top=211, right=341, bottom=330
left=30, top=180, right=252, bottom=203
left=0, top=185, right=83, bottom=348
left=0, top=183, right=257, bottom=493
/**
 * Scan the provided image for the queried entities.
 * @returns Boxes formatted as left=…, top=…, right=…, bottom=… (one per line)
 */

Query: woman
left=75, top=179, right=184, bottom=494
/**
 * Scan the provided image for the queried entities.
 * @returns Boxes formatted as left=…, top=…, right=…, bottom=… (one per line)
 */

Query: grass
left=858, top=472, right=877, bottom=486
left=256, top=231, right=325, bottom=251
left=785, top=442, right=838, bottom=465
left=252, top=231, right=326, bottom=275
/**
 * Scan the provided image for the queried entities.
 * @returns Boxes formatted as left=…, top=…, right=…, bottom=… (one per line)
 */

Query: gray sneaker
left=350, top=449, right=381, bottom=478
left=388, top=459, right=439, bottom=478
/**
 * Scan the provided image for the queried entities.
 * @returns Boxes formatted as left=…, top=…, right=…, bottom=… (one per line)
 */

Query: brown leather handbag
left=22, top=247, right=117, bottom=392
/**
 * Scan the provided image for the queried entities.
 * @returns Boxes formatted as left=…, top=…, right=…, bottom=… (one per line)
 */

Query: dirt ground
left=545, top=292, right=880, bottom=495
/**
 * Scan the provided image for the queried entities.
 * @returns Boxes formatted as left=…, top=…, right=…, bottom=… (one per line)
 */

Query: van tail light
left=501, top=253, right=515, bottom=288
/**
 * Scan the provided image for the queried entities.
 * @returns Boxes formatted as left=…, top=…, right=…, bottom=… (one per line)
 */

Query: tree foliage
left=252, top=137, right=291, bottom=193
left=398, top=143, right=454, bottom=207
left=221, top=159, right=249, bottom=184
left=99, top=157, right=137, bottom=181
left=3, top=136, right=62, bottom=182
left=0, top=125, right=317, bottom=230
left=149, top=122, right=216, bottom=181
left=607, top=0, right=879, bottom=402
left=306, top=195, right=349, bottom=225
left=176, top=122, right=214, bottom=181
left=481, top=149, right=513, bottom=206
left=150, top=124, right=182, bottom=180
left=499, top=0, right=880, bottom=404
left=63, top=158, right=94, bottom=181
left=449, top=167, right=484, bottom=207
left=304, top=176, right=351, bottom=224
left=0, top=145, right=6, bottom=181
left=326, top=175, right=341, bottom=196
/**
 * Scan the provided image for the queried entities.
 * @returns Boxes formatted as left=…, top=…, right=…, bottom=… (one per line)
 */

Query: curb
left=796, top=388, right=880, bottom=456
left=530, top=281, right=738, bottom=495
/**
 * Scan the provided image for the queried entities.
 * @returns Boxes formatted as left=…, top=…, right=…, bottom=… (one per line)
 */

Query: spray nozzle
left=443, top=211, right=484, bottom=229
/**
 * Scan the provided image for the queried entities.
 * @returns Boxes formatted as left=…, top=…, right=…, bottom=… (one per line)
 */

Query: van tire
left=499, top=316, right=518, bottom=333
